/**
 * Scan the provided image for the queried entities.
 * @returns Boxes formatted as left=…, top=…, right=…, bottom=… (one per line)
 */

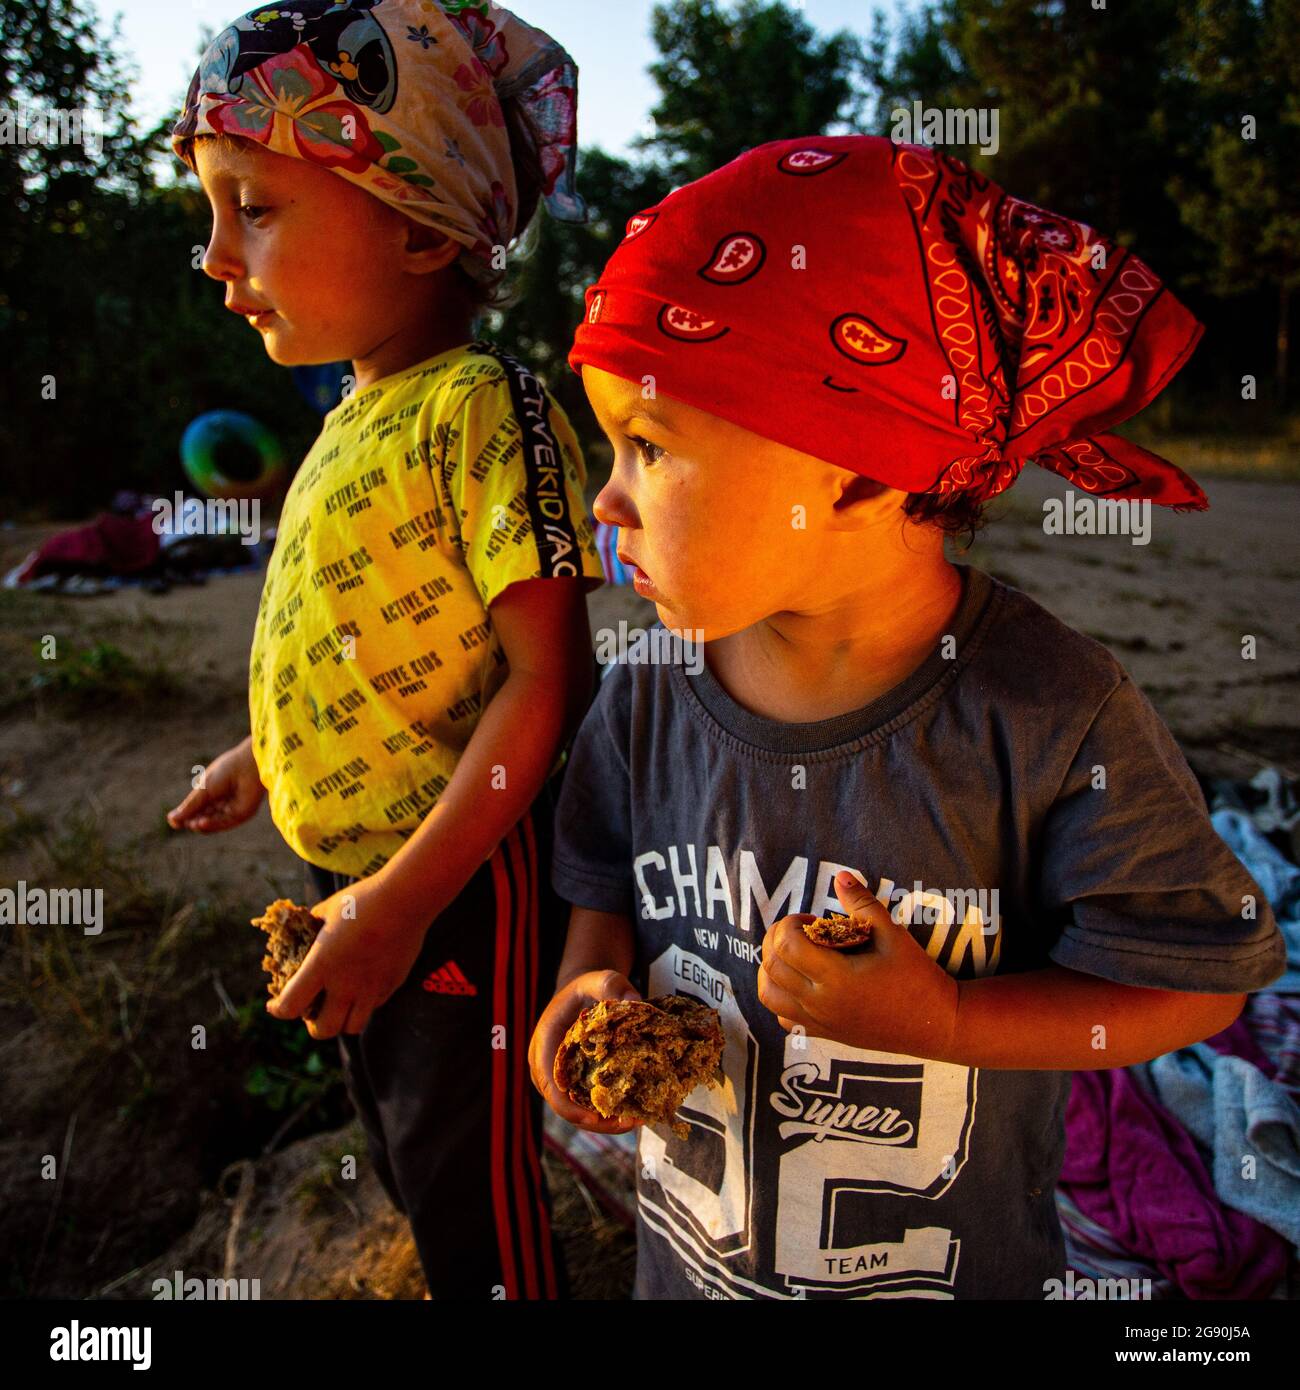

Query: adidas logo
left=422, top=960, right=478, bottom=996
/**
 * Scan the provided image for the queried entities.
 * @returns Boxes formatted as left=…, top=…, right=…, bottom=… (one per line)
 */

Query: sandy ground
left=963, top=467, right=1300, bottom=773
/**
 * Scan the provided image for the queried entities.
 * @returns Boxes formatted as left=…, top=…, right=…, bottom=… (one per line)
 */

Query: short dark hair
left=855, top=476, right=990, bottom=550
left=172, top=128, right=241, bottom=173
left=901, top=487, right=990, bottom=549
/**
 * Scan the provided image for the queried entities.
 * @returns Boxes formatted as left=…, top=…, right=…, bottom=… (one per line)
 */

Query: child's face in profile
left=193, top=138, right=441, bottom=367
left=584, top=364, right=891, bottom=642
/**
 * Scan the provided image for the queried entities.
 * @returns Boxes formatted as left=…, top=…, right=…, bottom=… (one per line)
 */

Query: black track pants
left=303, top=783, right=569, bottom=1299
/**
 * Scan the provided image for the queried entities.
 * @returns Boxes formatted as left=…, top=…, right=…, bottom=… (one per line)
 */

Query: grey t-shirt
left=551, top=562, right=1284, bottom=1300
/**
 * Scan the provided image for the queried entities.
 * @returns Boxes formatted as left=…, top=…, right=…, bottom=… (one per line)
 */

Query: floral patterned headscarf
left=171, top=1, right=587, bottom=281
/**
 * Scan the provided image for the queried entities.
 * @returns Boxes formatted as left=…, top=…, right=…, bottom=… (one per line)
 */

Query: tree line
left=2, top=0, right=1294, bottom=516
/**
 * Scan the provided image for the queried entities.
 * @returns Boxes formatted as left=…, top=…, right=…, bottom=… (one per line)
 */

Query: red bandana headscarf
left=569, top=135, right=1208, bottom=511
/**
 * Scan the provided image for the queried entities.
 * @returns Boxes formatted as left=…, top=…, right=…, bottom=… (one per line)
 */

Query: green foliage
left=858, top=0, right=1297, bottom=411
left=865, top=0, right=1212, bottom=284
left=6, top=0, right=1296, bottom=515
left=490, top=146, right=676, bottom=431
left=235, top=997, right=340, bottom=1117
left=1164, top=0, right=1299, bottom=401
left=0, top=801, right=46, bottom=853
left=1, top=0, right=321, bottom=515
left=637, top=0, right=866, bottom=180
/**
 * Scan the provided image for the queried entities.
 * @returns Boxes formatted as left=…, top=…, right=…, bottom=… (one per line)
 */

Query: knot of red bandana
left=570, top=136, right=1208, bottom=512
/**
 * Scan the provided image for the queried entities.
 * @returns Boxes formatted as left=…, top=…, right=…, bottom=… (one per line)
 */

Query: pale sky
left=104, top=0, right=902, bottom=155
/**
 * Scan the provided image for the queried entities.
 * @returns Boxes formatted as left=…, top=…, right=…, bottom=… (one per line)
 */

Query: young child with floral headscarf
left=166, top=0, right=604, bottom=1299
left=529, top=135, right=1285, bottom=1300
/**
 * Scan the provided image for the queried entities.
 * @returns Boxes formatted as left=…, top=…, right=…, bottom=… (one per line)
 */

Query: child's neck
left=706, top=560, right=964, bottom=725
left=352, top=314, right=476, bottom=390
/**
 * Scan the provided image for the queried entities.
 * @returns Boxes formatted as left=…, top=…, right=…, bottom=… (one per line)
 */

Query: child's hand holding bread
left=529, top=969, right=647, bottom=1133
left=757, top=870, right=960, bottom=1058
left=261, top=875, right=431, bottom=1039
left=531, top=970, right=725, bottom=1138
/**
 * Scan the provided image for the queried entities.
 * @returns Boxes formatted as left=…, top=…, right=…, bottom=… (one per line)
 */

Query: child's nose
left=592, top=476, right=636, bottom=531
left=201, top=224, right=241, bottom=283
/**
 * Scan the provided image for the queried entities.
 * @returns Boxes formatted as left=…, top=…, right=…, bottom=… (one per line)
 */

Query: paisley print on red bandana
left=571, top=135, right=1208, bottom=511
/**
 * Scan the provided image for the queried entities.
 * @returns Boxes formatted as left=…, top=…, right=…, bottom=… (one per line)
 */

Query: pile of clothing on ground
left=3, top=492, right=273, bottom=596
left=1058, top=766, right=1300, bottom=1299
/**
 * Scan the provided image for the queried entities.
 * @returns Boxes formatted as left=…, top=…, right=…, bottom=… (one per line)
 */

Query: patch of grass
left=0, top=587, right=72, bottom=629
left=243, top=1026, right=332, bottom=1112
left=0, top=811, right=222, bottom=1052
left=0, top=588, right=195, bottom=716
left=25, top=641, right=181, bottom=712
left=1128, top=433, right=1300, bottom=482
left=40, top=807, right=116, bottom=880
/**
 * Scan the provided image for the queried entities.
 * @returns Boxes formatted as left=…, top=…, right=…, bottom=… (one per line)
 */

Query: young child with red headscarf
left=164, top=0, right=606, bottom=1299
left=529, top=136, right=1285, bottom=1299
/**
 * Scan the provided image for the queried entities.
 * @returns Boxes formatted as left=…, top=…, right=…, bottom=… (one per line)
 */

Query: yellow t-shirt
left=248, top=340, right=605, bottom=878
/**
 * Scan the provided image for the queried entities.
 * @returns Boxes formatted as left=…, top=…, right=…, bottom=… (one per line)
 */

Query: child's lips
left=619, top=552, right=659, bottom=597
left=227, top=301, right=277, bottom=327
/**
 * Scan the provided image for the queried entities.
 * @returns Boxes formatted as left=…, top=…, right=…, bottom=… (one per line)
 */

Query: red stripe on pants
left=489, top=843, right=520, bottom=1300
left=504, top=823, right=541, bottom=1299
left=521, top=810, right=559, bottom=1297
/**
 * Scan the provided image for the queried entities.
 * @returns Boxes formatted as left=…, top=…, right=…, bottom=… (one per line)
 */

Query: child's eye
left=238, top=204, right=271, bottom=223
left=627, top=434, right=664, bottom=465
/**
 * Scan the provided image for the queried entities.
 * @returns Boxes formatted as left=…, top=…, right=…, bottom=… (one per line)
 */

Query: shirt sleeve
left=1041, top=674, right=1285, bottom=993
left=443, top=356, right=605, bottom=611
left=550, top=661, right=636, bottom=917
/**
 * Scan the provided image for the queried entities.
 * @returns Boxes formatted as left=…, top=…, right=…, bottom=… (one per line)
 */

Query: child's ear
left=834, top=473, right=890, bottom=509
left=399, top=218, right=462, bottom=275
left=825, top=470, right=900, bottom=529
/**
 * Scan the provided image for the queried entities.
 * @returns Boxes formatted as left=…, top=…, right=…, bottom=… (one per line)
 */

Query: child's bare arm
left=945, top=967, right=1246, bottom=1070
left=364, top=575, right=592, bottom=919
left=556, top=904, right=636, bottom=988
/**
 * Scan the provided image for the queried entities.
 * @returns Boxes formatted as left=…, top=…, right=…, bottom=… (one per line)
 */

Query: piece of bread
left=252, top=899, right=325, bottom=1022
left=553, top=994, right=724, bottom=1138
left=802, top=912, right=872, bottom=950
